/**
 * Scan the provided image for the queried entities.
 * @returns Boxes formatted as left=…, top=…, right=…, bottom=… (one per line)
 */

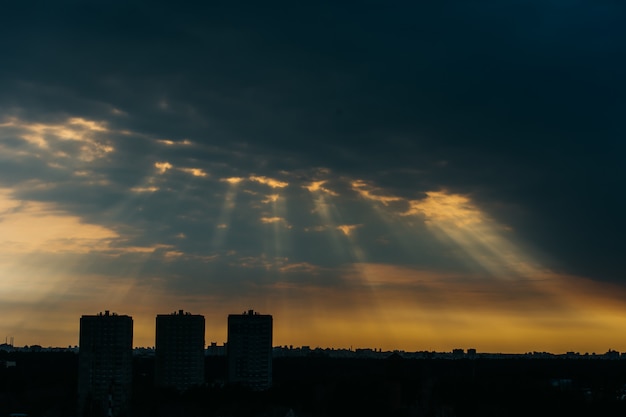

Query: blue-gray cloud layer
left=1, top=0, right=624, bottom=283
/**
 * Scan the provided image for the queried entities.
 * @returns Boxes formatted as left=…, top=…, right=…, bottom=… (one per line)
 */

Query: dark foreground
left=3, top=351, right=626, bottom=416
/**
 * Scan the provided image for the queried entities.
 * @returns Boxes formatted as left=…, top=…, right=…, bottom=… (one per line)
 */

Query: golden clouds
left=260, top=216, right=291, bottom=229
left=304, top=180, right=338, bottom=196
left=221, top=177, right=244, bottom=185
left=260, top=216, right=283, bottom=223
left=156, top=138, right=193, bottom=146
left=336, top=224, right=361, bottom=237
left=178, top=167, right=208, bottom=177
left=130, top=186, right=159, bottom=193
left=249, top=175, right=289, bottom=188
left=351, top=180, right=401, bottom=205
left=403, top=190, right=542, bottom=279
left=154, top=162, right=207, bottom=177
left=262, top=194, right=281, bottom=203
left=404, top=191, right=482, bottom=226
left=0, top=189, right=179, bottom=258
left=1, top=116, right=114, bottom=162
left=0, top=189, right=118, bottom=255
left=154, top=161, right=173, bottom=173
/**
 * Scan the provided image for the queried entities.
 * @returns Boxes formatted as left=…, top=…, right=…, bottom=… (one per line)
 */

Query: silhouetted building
left=227, top=309, right=273, bottom=390
left=155, top=310, right=205, bottom=391
left=78, top=311, right=133, bottom=417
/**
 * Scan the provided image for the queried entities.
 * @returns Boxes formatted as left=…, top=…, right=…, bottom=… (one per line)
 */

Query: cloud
left=1, top=115, right=115, bottom=165
left=178, top=167, right=208, bottom=177
left=154, top=162, right=173, bottom=174
left=261, top=194, right=281, bottom=203
left=352, top=180, right=402, bottom=206
left=404, top=191, right=483, bottom=227
left=130, top=186, right=159, bottom=193
left=260, top=216, right=288, bottom=225
left=0, top=0, right=624, bottom=349
left=221, top=177, right=244, bottom=185
left=0, top=188, right=118, bottom=254
left=304, top=180, right=338, bottom=196
left=249, top=175, right=289, bottom=188
left=336, top=224, right=361, bottom=237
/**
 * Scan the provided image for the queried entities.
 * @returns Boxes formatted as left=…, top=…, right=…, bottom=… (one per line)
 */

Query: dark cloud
left=0, top=0, right=624, bottom=286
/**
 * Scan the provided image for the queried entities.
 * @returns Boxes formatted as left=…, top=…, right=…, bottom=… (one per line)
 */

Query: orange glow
left=262, top=194, right=280, bottom=203
left=260, top=216, right=290, bottom=228
left=178, top=167, right=208, bottom=177
left=0, top=189, right=118, bottom=255
left=221, top=177, right=244, bottom=184
left=1, top=116, right=114, bottom=161
left=303, top=180, right=338, bottom=196
left=352, top=180, right=402, bottom=205
left=154, top=161, right=173, bottom=173
left=130, top=186, right=159, bottom=193
left=404, top=191, right=482, bottom=226
left=2, top=262, right=626, bottom=352
left=249, top=175, right=289, bottom=188
left=2, top=163, right=625, bottom=354
left=336, top=224, right=361, bottom=237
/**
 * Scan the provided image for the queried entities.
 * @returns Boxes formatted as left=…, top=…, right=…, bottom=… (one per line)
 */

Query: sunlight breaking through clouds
left=211, top=178, right=243, bottom=249
left=1, top=116, right=114, bottom=162
left=405, top=190, right=545, bottom=279
left=0, top=189, right=118, bottom=255
left=262, top=191, right=291, bottom=263
left=0, top=0, right=622, bottom=355
left=348, top=179, right=547, bottom=281
left=221, top=177, right=244, bottom=185
left=178, top=167, right=208, bottom=177
left=154, top=161, right=173, bottom=174
left=303, top=180, right=338, bottom=196
left=405, top=191, right=483, bottom=227
left=249, top=175, right=289, bottom=188
left=336, top=224, right=362, bottom=237
left=156, top=138, right=193, bottom=146
left=130, top=186, right=159, bottom=193
left=351, top=180, right=402, bottom=205
left=260, top=216, right=291, bottom=228
left=262, top=194, right=280, bottom=203
left=0, top=188, right=177, bottom=258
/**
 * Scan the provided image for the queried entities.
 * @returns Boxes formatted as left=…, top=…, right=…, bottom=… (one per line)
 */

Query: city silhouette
left=2, top=309, right=626, bottom=416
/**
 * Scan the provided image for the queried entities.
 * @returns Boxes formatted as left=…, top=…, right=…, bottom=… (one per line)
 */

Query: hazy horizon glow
left=2, top=182, right=626, bottom=353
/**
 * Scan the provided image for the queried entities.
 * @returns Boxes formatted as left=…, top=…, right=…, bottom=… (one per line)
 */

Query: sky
left=0, top=1, right=625, bottom=353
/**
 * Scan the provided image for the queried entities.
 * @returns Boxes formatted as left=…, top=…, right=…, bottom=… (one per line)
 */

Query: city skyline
left=5, top=308, right=626, bottom=356
left=1, top=1, right=625, bottom=354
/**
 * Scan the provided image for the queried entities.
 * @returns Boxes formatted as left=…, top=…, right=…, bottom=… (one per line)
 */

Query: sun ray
left=304, top=180, right=401, bottom=345
left=269, top=193, right=290, bottom=261
left=304, top=181, right=347, bottom=260
left=258, top=193, right=291, bottom=267
left=211, top=177, right=244, bottom=249
left=405, top=191, right=545, bottom=280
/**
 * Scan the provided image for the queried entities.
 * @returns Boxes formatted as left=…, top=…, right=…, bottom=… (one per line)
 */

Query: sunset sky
left=0, top=1, right=625, bottom=353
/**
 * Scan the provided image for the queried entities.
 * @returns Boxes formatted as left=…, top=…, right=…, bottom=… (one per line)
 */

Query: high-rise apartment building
left=155, top=310, right=205, bottom=391
left=78, top=311, right=133, bottom=417
left=227, top=309, right=273, bottom=390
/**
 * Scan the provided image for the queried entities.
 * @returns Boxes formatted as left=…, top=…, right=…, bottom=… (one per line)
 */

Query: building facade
left=78, top=311, right=133, bottom=417
left=227, top=309, right=273, bottom=390
left=155, top=310, right=205, bottom=391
